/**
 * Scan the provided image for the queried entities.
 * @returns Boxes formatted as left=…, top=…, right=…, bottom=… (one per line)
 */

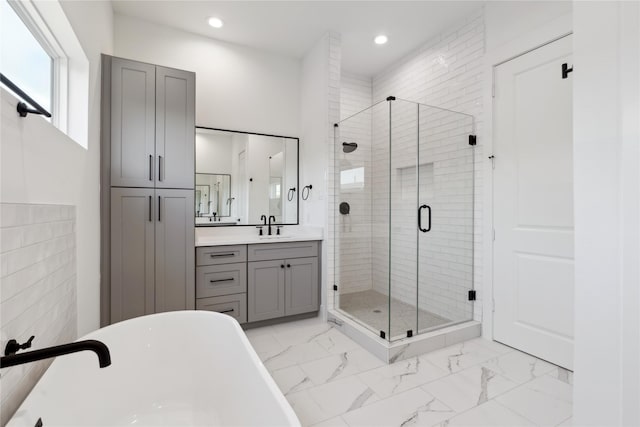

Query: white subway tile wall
left=372, top=9, right=484, bottom=323
left=0, top=203, right=77, bottom=425
left=334, top=72, right=374, bottom=297
left=326, top=32, right=342, bottom=311
left=334, top=10, right=484, bottom=326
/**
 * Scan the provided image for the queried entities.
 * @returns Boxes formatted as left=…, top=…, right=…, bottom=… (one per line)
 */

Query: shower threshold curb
left=327, top=309, right=481, bottom=364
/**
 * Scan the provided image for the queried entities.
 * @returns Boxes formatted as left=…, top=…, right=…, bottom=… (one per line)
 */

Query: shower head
left=342, top=142, right=358, bottom=153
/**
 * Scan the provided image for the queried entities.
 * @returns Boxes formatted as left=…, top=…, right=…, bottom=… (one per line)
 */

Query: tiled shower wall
left=335, top=9, right=484, bottom=324
left=372, top=9, right=484, bottom=323
left=0, top=204, right=77, bottom=425
left=334, top=73, right=374, bottom=295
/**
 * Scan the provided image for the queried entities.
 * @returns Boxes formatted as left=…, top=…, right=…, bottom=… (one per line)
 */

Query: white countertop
left=195, top=225, right=324, bottom=247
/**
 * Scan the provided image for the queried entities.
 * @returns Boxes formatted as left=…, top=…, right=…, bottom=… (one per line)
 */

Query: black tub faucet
left=0, top=336, right=111, bottom=369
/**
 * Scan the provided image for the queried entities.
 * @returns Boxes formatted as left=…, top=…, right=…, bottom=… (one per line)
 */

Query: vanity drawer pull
left=219, top=308, right=235, bottom=314
left=210, top=253, right=236, bottom=258
left=210, top=278, right=234, bottom=283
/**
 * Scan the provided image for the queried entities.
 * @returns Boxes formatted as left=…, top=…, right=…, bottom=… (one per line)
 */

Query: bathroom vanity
left=195, top=230, right=322, bottom=326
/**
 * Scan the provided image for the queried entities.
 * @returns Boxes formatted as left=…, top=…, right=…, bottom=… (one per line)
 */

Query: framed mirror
left=195, top=127, right=299, bottom=226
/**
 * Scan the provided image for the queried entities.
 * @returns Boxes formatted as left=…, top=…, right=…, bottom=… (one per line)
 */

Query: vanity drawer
left=196, top=245, right=247, bottom=266
left=196, top=263, right=247, bottom=298
left=248, top=241, right=319, bottom=261
left=196, top=294, right=247, bottom=324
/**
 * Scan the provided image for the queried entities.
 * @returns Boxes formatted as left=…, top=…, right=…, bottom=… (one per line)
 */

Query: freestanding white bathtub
left=8, top=311, right=300, bottom=426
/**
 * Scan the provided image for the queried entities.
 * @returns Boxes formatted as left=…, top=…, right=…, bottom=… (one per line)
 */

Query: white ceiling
left=111, top=1, right=483, bottom=76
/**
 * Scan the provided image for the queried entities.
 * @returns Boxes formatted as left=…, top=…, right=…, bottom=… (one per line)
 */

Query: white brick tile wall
left=325, top=32, right=342, bottom=311
left=0, top=203, right=77, bottom=425
left=334, top=9, right=484, bottom=326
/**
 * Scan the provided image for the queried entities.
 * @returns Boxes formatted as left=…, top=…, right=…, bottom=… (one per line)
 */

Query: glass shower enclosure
left=333, top=97, right=475, bottom=342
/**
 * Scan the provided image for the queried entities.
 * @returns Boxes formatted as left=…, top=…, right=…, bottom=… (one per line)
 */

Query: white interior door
left=493, top=35, right=574, bottom=369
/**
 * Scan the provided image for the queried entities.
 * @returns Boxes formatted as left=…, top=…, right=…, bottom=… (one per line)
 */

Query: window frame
left=6, top=0, right=68, bottom=129
left=3, top=0, right=89, bottom=148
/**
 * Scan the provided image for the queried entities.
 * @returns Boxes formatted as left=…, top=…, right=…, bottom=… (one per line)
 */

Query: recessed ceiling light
left=374, top=35, right=388, bottom=45
left=208, top=17, right=224, bottom=28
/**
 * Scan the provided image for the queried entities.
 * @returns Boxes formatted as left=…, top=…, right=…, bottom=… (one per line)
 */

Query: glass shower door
left=417, top=104, right=475, bottom=333
left=388, top=99, right=419, bottom=341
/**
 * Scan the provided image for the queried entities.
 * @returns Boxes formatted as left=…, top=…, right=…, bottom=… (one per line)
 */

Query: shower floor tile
left=338, top=289, right=451, bottom=338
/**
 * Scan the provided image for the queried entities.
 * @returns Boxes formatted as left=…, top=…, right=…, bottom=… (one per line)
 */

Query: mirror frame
left=195, top=126, right=300, bottom=226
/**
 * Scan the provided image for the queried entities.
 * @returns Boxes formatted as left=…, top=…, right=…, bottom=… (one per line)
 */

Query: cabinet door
left=285, top=257, right=319, bottom=316
left=155, top=189, right=195, bottom=312
left=155, top=66, right=195, bottom=189
left=110, top=58, right=156, bottom=187
left=248, top=260, right=285, bottom=322
left=111, top=188, right=155, bottom=322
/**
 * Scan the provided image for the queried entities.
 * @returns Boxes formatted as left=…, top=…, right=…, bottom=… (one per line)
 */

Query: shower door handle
left=418, top=204, right=431, bottom=233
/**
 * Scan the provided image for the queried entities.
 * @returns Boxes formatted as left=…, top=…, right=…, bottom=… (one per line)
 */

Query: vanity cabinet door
left=111, top=188, right=155, bottom=322
left=110, top=58, right=156, bottom=188
left=155, top=189, right=195, bottom=312
left=285, top=257, right=319, bottom=316
left=155, top=66, right=195, bottom=190
left=248, top=260, right=285, bottom=322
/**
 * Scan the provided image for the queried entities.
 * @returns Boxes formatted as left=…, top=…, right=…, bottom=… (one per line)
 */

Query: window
left=1, top=0, right=53, bottom=114
left=341, top=167, right=365, bottom=190
left=0, top=0, right=89, bottom=148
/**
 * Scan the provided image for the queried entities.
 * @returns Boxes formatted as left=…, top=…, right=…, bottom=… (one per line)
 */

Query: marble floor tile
left=558, top=416, right=573, bottom=426
left=481, top=350, right=556, bottom=384
left=342, top=388, right=455, bottom=427
left=243, top=317, right=573, bottom=427
left=271, top=365, right=315, bottom=395
left=300, top=348, right=385, bottom=385
left=421, top=365, right=519, bottom=413
left=272, top=318, right=333, bottom=346
left=309, top=416, right=350, bottom=427
left=471, top=338, right=516, bottom=355
left=357, top=356, right=449, bottom=398
left=305, top=376, right=379, bottom=422
left=263, top=340, right=331, bottom=371
left=495, top=375, right=573, bottom=426
left=246, top=332, right=286, bottom=357
left=243, top=324, right=276, bottom=338
left=313, top=327, right=363, bottom=354
left=286, top=390, right=333, bottom=426
left=422, top=339, right=504, bottom=374
left=547, top=366, right=574, bottom=385
left=439, top=400, right=535, bottom=426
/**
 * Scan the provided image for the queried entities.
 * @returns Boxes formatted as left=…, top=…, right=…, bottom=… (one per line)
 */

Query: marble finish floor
left=245, top=316, right=573, bottom=427
left=338, top=290, right=451, bottom=339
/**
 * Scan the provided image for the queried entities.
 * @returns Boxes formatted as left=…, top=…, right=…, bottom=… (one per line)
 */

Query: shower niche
left=331, top=97, right=478, bottom=360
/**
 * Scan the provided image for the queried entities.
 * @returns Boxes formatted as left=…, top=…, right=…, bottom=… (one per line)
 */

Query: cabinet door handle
left=219, top=308, right=234, bottom=314
left=148, top=196, right=152, bottom=222
left=287, top=264, right=291, bottom=268
left=209, top=253, right=235, bottom=258
left=158, top=196, right=161, bottom=222
left=148, top=155, right=153, bottom=181
left=158, top=155, right=163, bottom=181
left=280, top=264, right=285, bottom=269
left=209, top=278, right=234, bottom=283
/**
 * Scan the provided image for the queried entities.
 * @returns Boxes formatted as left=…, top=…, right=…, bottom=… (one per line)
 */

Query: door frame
left=482, top=13, right=573, bottom=341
